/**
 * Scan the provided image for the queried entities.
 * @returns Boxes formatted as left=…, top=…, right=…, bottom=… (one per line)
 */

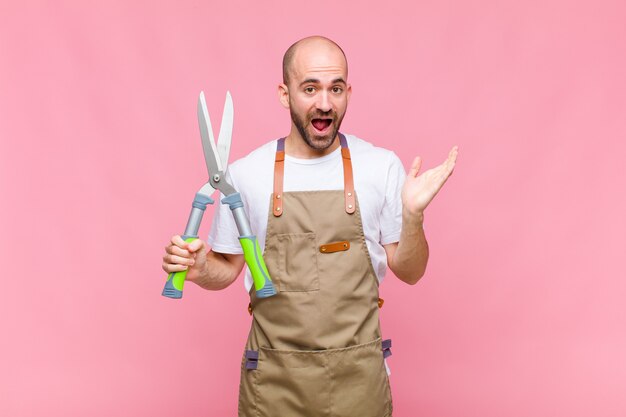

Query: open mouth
left=311, top=118, right=332, bottom=133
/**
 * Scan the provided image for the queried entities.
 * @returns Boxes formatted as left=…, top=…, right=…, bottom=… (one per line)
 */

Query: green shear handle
left=223, top=193, right=277, bottom=298
left=162, top=193, right=213, bottom=299
left=240, top=235, right=275, bottom=297
left=162, top=236, right=197, bottom=299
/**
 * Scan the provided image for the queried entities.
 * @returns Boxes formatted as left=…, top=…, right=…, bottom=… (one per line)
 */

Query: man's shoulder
left=344, top=133, right=399, bottom=166
left=228, top=139, right=278, bottom=173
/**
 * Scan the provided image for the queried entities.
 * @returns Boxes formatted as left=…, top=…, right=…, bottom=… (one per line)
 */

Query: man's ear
left=278, top=83, right=290, bottom=109
left=346, top=83, right=352, bottom=103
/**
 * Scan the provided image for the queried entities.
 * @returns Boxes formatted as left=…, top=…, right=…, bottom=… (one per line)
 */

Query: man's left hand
left=401, top=146, right=459, bottom=217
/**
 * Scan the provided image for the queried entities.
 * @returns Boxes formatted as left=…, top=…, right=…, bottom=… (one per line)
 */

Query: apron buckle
left=245, top=350, right=259, bottom=370
left=382, top=339, right=392, bottom=358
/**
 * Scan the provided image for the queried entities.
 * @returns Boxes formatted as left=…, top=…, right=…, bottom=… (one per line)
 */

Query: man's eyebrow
left=300, top=78, right=320, bottom=86
left=299, top=77, right=347, bottom=86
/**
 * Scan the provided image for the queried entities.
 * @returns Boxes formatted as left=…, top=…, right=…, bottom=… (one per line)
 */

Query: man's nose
left=315, top=91, right=332, bottom=113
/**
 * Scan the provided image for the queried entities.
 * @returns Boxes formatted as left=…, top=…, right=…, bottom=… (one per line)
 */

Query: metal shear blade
left=197, top=91, right=233, bottom=186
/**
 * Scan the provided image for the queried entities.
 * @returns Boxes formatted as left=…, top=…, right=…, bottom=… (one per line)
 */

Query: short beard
left=290, top=106, right=345, bottom=151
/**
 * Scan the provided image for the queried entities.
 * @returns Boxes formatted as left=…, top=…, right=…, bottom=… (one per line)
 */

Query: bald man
left=163, top=36, right=458, bottom=416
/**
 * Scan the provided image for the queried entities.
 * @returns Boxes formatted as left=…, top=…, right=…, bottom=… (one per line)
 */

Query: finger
left=187, top=239, right=205, bottom=253
left=162, top=262, right=188, bottom=273
left=430, top=149, right=456, bottom=177
left=430, top=163, right=447, bottom=177
left=170, top=235, right=187, bottom=248
left=444, top=146, right=458, bottom=171
left=445, top=146, right=457, bottom=162
left=427, top=162, right=451, bottom=185
left=448, top=146, right=459, bottom=164
left=164, top=253, right=195, bottom=266
left=166, top=244, right=191, bottom=257
left=408, top=156, right=422, bottom=178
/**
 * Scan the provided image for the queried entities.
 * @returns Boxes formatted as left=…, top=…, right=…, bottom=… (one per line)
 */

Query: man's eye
left=304, top=87, right=315, bottom=94
left=332, top=87, right=343, bottom=93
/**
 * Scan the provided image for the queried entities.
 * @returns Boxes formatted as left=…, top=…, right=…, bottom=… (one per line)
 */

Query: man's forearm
left=390, top=209, right=429, bottom=285
left=192, top=250, right=244, bottom=291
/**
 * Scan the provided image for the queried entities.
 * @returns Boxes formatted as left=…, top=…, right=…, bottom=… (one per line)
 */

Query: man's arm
left=384, top=145, right=458, bottom=284
left=384, top=211, right=428, bottom=285
left=163, top=235, right=245, bottom=290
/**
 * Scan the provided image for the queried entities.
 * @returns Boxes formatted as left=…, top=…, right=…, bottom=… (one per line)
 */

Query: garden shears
left=162, top=91, right=277, bottom=299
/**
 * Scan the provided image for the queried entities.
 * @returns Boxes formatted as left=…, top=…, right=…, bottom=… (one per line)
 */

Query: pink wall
left=1, top=1, right=625, bottom=416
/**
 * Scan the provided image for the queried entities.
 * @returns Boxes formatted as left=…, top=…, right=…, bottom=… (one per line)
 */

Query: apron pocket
left=276, top=232, right=320, bottom=292
left=253, top=339, right=392, bottom=417
left=255, top=347, right=331, bottom=416
left=327, top=338, right=392, bottom=417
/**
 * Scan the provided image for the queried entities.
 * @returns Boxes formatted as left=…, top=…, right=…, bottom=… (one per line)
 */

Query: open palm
left=402, top=146, right=459, bottom=215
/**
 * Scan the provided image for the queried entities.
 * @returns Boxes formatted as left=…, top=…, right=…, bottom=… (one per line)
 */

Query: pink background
left=1, top=1, right=625, bottom=416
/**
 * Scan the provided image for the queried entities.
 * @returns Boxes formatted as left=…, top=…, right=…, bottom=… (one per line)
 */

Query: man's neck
left=284, top=130, right=341, bottom=159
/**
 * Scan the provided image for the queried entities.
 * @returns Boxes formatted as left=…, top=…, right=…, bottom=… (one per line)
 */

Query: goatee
left=290, top=107, right=344, bottom=151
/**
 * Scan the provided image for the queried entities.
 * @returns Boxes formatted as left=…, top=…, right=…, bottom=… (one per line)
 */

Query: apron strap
left=272, top=138, right=285, bottom=217
left=273, top=134, right=355, bottom=216
left=339, top=133, right=356, bottom=214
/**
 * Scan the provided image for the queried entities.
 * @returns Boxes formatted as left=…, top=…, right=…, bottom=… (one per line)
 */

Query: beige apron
left=238, top=134, right=393, bottom=417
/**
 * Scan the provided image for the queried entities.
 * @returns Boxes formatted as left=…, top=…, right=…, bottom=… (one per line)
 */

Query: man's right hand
left=162, top=235, right=245, bottom=290
left=162, top=235, right=207, bottom=284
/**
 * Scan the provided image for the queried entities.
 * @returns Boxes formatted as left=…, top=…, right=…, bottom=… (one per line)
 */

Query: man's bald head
left=282, top=36, right=348, bottom=86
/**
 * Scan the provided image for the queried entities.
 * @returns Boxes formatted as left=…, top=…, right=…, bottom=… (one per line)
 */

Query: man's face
left=282, top=44, right=351, bottom=151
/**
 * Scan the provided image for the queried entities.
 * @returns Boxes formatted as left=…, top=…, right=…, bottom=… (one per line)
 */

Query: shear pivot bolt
left=213, top=174, right=221, bottom=183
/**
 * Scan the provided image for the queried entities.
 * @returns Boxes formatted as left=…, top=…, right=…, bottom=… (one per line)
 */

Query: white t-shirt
left=207, top=134, right=406, bottom=293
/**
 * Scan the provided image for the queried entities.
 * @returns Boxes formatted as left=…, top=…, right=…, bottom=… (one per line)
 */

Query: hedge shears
left=162, top=91, right=277, bottom=299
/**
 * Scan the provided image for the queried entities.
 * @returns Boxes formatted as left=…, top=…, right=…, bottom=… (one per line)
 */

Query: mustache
left=309, top=110, right=336, bottom=120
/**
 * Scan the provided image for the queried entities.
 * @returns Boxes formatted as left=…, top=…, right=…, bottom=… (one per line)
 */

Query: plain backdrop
left=1, top=1, right=625, bottom=416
